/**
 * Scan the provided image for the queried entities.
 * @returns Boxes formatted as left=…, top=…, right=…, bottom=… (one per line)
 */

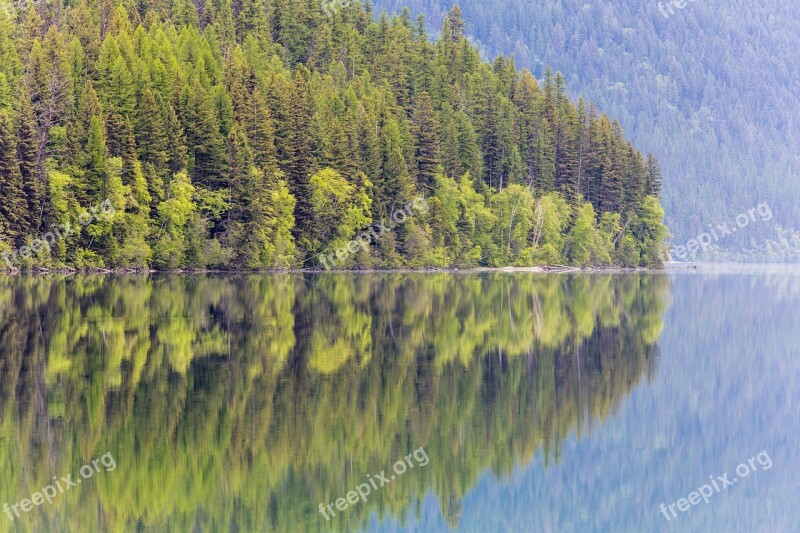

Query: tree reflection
left=0, top=273, right=668, bottom=531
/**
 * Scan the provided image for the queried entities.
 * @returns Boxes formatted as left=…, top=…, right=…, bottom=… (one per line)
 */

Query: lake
left=0, top=269, right=797, bottom=532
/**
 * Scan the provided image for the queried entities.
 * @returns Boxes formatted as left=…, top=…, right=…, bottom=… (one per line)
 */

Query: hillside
left=0, top=0, right=665, bottom=270
left=373, top=0, right=800, bottom=260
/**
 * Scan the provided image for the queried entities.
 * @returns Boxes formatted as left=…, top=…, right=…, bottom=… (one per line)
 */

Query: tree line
left=372, top=0, right=800, bottom=260
left=0, top=1, right=667, bottom=270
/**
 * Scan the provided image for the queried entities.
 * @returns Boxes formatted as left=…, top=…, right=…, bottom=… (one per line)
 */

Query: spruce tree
left=135, top=89, right=169, bottom=178
left=536, top=119, right=556, bottom=193
left=599, top=122, right=624, bottom=214
left=244, top=88, right=279, bottom=176
left=182, top=81, right=226, bottom=189
left=83, top=115, right=108, bottom=201
left=285, top=71, right=314, bottom=243
left=163, top=99, right=188, bottom=176
left=0, top=111, right=28, bottom=244
left=17, top=89, right=42, bottom=233
left=411, top=91, right=441, bottom=193
left=646, top=153, right=662, bottom=197
left=480, top=85, right=501, bottom=189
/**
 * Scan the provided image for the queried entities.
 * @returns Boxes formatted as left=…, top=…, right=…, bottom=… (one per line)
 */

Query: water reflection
left=0, top=273, right=669, bottom=532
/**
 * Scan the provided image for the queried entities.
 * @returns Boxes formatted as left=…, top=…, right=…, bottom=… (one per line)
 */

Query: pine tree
left=584, top=109, right=609, bottom=209
left=171, top=0, right=199, bottom=28
left=622, top=143, right=646, bottom=214
left=0, top=7, right=22, bottom=95
left=182, top=81, right=226, bottom=189
left=411, top=91, right=441, bottom=193
left=27, top=29, right=70, bottom=180
left=575, top=97, right=589, bottom=199
left=375, top=117, right=414, bottom=224
left=224, top=126, right=253, bottom=262
left=135, top=90, right=169, bottom=172
left=135, top=89, right=170, bottom=202
left=95, top=39, right=135, bottom=117
left=285, top=71, right=314, bottom=243
left=480, top=84, right=501, bottom=189
left=413, top=15, right=435, bottom=96
left=646, top=153, right=662, bottom=197
left=536, top=118, right=556, bottom=192
left=513, top=70, right=541, bottom=188
left=17, top=89, right=43, bottom=233
left=599, top=121, right=624, bottom=213
left=0, top=111, right=28, bottom=244
left=243, top=88, right=279, bottom=175
left=83, top=115, right=108, bottom=202
left=237, top=0, right=271, bottom=43
left=555, top=102, right=579, bottom=203
left=163, top=99, right=188, bottom=176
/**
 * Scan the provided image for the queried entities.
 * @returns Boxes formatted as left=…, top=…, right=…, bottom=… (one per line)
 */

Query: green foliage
left=489, top=184, right=535, bottom=266
left=567, top=202, right=598, bottom=266
left=531, top=192, right=570, bottom=264
left=309, top=167, right=372, bottom=265
left=266, top=179, right=297, bottom=268
left=0, top=0, right=667, bottom=269
left=153, top=170, right=196, bottom=268
left=634, top=195, right=669, bottom=267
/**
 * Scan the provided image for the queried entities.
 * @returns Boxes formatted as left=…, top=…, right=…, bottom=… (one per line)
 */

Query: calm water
left=0, top=271, right=797, bottom=532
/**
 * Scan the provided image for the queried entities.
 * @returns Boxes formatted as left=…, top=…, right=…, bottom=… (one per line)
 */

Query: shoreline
left=4, top=262, right=798, bottom=276
left=0, top=265, right=664, bottom=276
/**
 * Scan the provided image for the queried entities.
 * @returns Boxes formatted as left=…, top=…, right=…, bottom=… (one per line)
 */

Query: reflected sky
left=369, top=268, right=800, bottom=532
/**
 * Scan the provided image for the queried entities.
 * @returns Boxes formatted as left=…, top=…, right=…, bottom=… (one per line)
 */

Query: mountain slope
left=373, top=0, right=800, bottom=258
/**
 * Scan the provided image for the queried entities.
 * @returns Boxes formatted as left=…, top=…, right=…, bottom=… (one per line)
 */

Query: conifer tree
left=285, top=71, right=314, bottom=242
left=163, top=99, right=188, bottom=176
left=17, top=89, right=42, bottom=233
left=135, top=89, right=170, bottom=201
left=536, top=119, right=556, bottom=192
left=243, top=88, right=279, bottom=175
left=83, top=115, right=108, bottom=201
left=182, top=81, right=226, bottom=189
left=480, top=84, right=501, bottom=189
left=0, top=111, right=27, bottom=244
left=410, top=91, right=441, bottom=193
left=646, top=153, right=662, bottom=197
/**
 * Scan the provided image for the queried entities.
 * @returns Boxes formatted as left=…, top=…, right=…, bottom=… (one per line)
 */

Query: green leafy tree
left=489, top=184, right=535, bottom=265
left=309, top=167, right=372, bottom=267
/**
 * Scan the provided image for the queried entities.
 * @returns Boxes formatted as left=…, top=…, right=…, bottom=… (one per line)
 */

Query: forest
left=0, top=1, right=667, bottom=270
left=374, top=0, right=800, bottom=261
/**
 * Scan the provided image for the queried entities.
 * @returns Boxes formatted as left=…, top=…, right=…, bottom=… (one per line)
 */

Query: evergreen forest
left=0, top=1, right=667, bottom=270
